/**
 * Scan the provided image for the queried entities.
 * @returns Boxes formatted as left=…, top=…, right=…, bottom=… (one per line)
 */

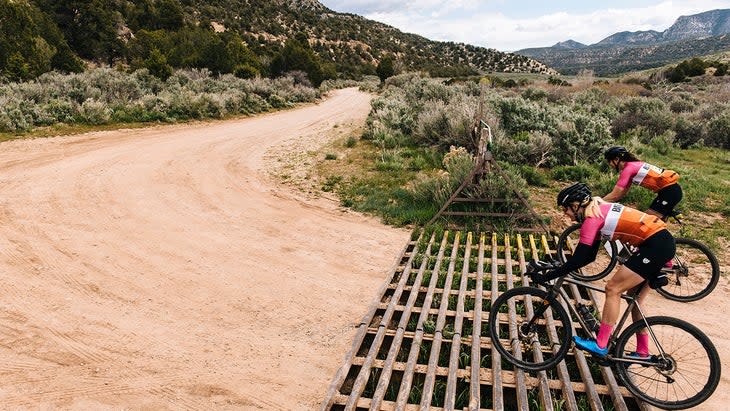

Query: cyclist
left=532, top=182, right=676, bottom=358
left=602, top=146, right=682, bottom=220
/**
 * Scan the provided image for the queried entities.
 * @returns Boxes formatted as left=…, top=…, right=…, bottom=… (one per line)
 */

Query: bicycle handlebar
left=528, top=259, right=562, bottom=273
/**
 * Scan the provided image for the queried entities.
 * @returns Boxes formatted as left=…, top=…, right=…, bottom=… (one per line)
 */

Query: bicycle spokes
left=657, top=238, right=720, bottom=302
left=615, top=317, right=720, bottom=409
left=489, top=287, right=572, bottom=372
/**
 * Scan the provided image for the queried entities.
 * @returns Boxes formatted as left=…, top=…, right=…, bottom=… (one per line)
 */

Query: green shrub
left=673, top=116, right=704, bottom=148
left=649, top=130, right=675, bottom=155
left=344, top=136, right=357, bottom=147
left=513, top=164, right=549, bottom=186
left=551, top=164, right=596, bottom=182
left=611, top=97, right=674, bottom=141
left=521, top=87, right=548, bottom=101
left=706, top=110, right=730, bottom=149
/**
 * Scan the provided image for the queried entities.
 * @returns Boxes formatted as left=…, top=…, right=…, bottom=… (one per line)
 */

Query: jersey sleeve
left=579, top=216, right=604, bottom=245
left=614, top=161, right=640, bottom=190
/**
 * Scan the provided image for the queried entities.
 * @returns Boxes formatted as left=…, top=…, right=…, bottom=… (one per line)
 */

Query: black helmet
left=556, top=182, right=591, bottom=207
left=604, top=146, right=629, bottom=161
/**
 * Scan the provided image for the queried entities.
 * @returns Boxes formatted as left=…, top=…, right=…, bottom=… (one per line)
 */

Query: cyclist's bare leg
left=602, top=266, right=646, bottom=326
left=630, top=283, right=651, bottom=334
left=619, top=283, right=652, bottom=355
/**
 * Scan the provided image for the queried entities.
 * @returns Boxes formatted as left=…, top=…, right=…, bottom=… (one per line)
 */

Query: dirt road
left=1, top=87, right=728, bottom=410
left=0, top=88, right=410, bottom=409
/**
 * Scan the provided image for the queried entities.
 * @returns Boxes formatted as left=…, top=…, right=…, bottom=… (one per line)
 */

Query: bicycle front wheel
left=656, top=238, right=720, bottom=302
left=557, top=223, right=617, bottom=281
left=614, top=316, right=721, bottom=410
left=488, top=287, right=572, bottom=372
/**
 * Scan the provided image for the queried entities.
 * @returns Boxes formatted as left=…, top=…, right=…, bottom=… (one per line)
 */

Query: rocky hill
left=208, top=0, right=556, bottom=75
left=0, top=0, right=556, bottom=82
left=516, top=9, right=730, bottom=75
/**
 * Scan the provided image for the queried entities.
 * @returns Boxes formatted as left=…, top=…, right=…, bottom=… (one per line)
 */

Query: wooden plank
left=469, top=233, right=486, bottom=411
left=507, top=234, right=529, bottom=411
left=394, top=231, right=452, bottom=409
left=526, top=234, right=556, bottom=411
left=320, top=234, right=418, bottom=411
left=451, top=198, right=513, bottom=203
left=368, top=233, right=438, bottom=410
left=445, top=232, right=474, bottom=408
left=421, top=232, right=462, bottom=407
left=490, top=233, right=504, bottom=410
left=442, top=211, right=536, bottom=218
left=344, top=235, right=429, bottom=410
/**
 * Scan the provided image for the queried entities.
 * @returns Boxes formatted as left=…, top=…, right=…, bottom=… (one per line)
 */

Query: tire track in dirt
left=0, top=88, right=411, bottom=409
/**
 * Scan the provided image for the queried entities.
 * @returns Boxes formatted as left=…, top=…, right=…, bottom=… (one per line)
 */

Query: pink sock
left=636, top=333, right=649, bottom=355
left=664, top=259, right=673, bottom=269
left=596, top=322, right=613, bottom=349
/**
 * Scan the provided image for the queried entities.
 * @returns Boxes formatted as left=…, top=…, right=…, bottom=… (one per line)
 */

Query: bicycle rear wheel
left=488, top=287, right=572, bottom=372
left=614, top=316, right=720, bottom=410
left=556, top=223, right=617, bottom=281
left=656, top=238, right=720, bottom=302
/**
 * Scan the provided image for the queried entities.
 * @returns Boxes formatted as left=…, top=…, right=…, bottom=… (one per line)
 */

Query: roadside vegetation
left=0, top=67, right=323, bottom=139
left=316, top=71, right=730, bottom=251
left=1, top=44, right=728, bottom=251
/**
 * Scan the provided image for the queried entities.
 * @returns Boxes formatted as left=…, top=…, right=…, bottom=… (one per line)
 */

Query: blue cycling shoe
left=573, top=336, right=608, bottom=357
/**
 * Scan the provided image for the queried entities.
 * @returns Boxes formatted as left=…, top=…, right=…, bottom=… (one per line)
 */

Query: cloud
left=322, top=0, right=730, bottom=51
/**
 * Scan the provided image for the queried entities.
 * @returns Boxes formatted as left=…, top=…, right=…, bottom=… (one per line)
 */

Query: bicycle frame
left=538, top=274, right=669, bottom=367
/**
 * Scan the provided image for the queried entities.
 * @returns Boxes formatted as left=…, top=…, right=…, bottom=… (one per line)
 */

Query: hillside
left=0, top=0, right=556, bottom=83
left=517, top=9, right=730, bottom=75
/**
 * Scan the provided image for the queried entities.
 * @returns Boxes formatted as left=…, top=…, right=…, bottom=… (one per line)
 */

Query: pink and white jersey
left=579, top=203, right=666, bottom=246
left=615, top=161, right=679, bottom=192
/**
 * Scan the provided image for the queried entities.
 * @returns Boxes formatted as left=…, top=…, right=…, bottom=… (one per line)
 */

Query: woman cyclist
left=532, top=182, right=676, bottom=357
left=602, top=146, right=682, bottom=220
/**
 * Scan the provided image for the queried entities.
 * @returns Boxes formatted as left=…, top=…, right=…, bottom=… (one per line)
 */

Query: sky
left=317, top=0, right=730, bottom=52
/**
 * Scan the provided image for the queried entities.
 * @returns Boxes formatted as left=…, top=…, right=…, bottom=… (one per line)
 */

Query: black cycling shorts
left=649, top=183, right=683, bottom=217
left=624, top=229, right=676, bottom=281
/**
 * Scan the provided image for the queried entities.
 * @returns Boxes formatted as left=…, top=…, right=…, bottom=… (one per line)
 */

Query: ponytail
left=584, top=196, right=606, bottom=219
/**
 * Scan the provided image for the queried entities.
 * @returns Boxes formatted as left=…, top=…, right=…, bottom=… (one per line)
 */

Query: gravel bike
left=488, top=260, right=721, bottom=410
left=556, top=210, right=719, bottom=302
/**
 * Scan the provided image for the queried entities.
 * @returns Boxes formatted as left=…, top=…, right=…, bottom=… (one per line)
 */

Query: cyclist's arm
left=544, top=241, right=600, bottom=279
left=602, top=185, right=628, bottom=202
left=537, top=217, right=603, bottom=282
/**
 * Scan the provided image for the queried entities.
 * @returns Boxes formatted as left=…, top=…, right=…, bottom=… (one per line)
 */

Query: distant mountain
left=552, top=40, right=587, bottom=49
left=516, top=9, right=730, bottom=75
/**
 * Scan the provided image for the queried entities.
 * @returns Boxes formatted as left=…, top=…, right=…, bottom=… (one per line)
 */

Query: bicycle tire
left=556, top=223, right=617, bottom=281
left=613, top=316, right=721, bottom=410
left=488, top=287, right=572, bottom=372
left=656, top=238, right=720, bottom=302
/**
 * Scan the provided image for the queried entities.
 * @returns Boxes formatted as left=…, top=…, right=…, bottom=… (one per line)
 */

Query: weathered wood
left=469, top=233, right=485, bottom=411
left=323, top=228, right=647, bottom=411
left=441, top=211, right=536, bottom=218
left=507, top=235, right=529, bottom=411
left=344, top=234, right=424, bottom=411
left=368, top=234, right=438, bottom=410
left=320, top=235, right=417, bottom=411
left=445, top=232, right=473, bottom=409
left=421, top=232, right=462, bottom=407
left=490, top=233, right=504, bottom=410
left=394, top=232, right=452, bottom=409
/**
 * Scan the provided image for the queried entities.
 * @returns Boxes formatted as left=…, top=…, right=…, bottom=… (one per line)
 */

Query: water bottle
left=576, top=303, right=600, bottom=334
